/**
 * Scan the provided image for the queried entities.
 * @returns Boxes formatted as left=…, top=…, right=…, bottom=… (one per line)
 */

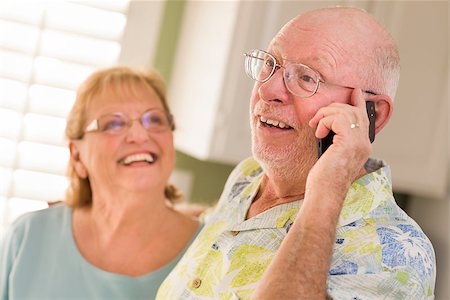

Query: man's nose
left=125, top=119, right=150, bottom=143
left=257, top=68, right=290, bottom=104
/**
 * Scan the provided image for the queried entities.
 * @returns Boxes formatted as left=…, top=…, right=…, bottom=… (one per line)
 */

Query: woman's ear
left=69, top=141, right=88, bottom=179
left=372, top=94, right=394, bottom=134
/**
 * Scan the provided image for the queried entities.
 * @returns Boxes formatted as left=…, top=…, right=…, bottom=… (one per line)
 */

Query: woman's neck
left=72, top=193, right=199, bottom=276
left=88, top=187, right=165, bottom=229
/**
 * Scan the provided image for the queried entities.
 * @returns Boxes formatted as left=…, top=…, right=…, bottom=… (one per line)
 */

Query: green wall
left=153, top=0, right=185, bottom=83
left=175, top=152, right=235, bottom=204
left=152, top=0, right=236, bottom=204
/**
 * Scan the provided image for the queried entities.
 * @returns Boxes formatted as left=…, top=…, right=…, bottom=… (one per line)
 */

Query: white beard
left=251, top=125, right=318, bottom=181
left=249, top=97, right=318, bottom=182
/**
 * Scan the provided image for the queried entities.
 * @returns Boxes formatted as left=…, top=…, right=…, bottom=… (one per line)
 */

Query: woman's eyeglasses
left=83, top=108, right=174, bottom=137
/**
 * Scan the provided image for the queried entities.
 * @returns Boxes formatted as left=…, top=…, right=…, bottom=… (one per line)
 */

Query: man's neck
left=246, top=174, right=306, bottom=219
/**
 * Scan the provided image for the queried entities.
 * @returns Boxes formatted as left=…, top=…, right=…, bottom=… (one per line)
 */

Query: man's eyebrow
left=278, top=53, right=332, bottom=76
left=310, top=56, right=333, bottom=69
left=267, top=44, right=334, bottom=79
left=269, top=47, right=328, bottom=66
left=309, top=56, right=335, bottom=78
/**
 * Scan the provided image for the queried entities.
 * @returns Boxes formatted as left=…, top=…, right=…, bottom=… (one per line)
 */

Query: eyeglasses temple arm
left=319, top=79, right=379, bottom=96
left=85, top=120, right=98, bottom=133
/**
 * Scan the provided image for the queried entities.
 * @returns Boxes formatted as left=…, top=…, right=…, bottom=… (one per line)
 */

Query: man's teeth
left=122, top=153, right=154, bottom=165
left=259, top=116, right=291, bottom=129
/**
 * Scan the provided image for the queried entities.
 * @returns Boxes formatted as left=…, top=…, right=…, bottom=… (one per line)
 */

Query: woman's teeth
left=122, top=153, right=154, bottom=165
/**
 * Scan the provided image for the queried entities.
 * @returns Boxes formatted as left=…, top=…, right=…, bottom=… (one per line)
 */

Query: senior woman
left=0, top=66, right=201, bottom=299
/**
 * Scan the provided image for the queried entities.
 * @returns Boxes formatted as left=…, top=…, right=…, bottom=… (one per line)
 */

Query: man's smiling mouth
left=259, top=116, right=292, bottom=129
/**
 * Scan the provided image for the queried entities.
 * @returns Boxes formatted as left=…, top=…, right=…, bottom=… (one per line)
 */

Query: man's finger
left=350, top=88, right=365, bottom=109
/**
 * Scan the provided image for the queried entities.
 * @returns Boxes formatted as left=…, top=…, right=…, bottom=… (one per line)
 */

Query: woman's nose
left=125, top=119, right=150, bottom=143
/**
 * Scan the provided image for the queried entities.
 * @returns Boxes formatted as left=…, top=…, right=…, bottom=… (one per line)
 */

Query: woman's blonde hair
left=64, top=66, right=181, bottom=208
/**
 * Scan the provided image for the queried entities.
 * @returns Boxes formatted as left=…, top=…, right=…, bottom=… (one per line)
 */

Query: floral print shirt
left=157, top=157, right=436, bottom=299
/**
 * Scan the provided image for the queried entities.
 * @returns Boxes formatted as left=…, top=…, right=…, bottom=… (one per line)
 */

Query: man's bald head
left=275, top=7, right=400, bottom=99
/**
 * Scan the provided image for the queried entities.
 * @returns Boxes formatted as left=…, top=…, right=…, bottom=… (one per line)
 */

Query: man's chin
left=252, top=141, right=316, bottom=172
left=252, top=146, right=292, bottom=168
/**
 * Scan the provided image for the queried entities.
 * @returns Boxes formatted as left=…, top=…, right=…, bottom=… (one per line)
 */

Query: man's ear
left=69, top=141, right=88, bottom=179
left=371, top=94, right=394, bottom=134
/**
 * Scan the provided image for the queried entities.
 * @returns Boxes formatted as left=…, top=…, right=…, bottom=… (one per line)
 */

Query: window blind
left=0, top=1, right=129, bottom=229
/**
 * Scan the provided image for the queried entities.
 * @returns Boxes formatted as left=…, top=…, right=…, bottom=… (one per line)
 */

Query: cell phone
left=317, top=101, right=376, bottom=158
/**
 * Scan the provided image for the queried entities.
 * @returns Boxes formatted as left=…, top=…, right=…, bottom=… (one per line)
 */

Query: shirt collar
left=231, top=157, right=391, bottom=229
left=338, top=158, right=392, bottom=226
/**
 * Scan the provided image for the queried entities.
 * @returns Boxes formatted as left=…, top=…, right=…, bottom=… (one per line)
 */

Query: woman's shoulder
left=8, top=203, right=71, bottom=236
left=1, top=204, right=73, bottom=265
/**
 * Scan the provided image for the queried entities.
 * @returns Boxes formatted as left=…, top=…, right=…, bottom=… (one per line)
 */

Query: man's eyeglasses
left=83, top=108, right=174, bottom=136
left=244, top=49, right=376, bottom=98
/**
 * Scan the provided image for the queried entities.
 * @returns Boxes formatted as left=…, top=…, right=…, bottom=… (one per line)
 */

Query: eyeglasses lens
left=245, top=50, right=274, bottom=82
left=141, top=111, right=171, bottom=131
left=245, top=50, right=320, bottom=98
left=98, top=114, right=127, bottom=134
left=96, top=110, right=171, bottom=134
left=284, top=64, right=319, bottom=97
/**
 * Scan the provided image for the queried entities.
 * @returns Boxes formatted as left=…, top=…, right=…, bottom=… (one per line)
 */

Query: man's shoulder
left=339, top=159, right=393, bottom=227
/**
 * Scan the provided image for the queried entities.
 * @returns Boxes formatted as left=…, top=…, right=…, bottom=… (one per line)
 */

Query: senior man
left=158, top=6, right=436, bottom=299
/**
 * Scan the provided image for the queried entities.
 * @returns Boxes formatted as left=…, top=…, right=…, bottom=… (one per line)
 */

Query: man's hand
left=308, top=88, right=372, bottom=190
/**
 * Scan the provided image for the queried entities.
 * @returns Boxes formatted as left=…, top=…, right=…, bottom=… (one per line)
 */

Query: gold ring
left=350, top=123, right=360, bottom=129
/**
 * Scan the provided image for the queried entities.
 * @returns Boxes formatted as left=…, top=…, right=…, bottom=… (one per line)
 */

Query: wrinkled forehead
left=269, top=32, right=334, bottom=70
left=267, top=25, right=343, bottom=76
left=267, top=9, right=379, bottom=74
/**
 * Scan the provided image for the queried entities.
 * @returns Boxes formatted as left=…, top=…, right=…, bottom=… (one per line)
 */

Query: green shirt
left=0, top=204, right=201, bottom=300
